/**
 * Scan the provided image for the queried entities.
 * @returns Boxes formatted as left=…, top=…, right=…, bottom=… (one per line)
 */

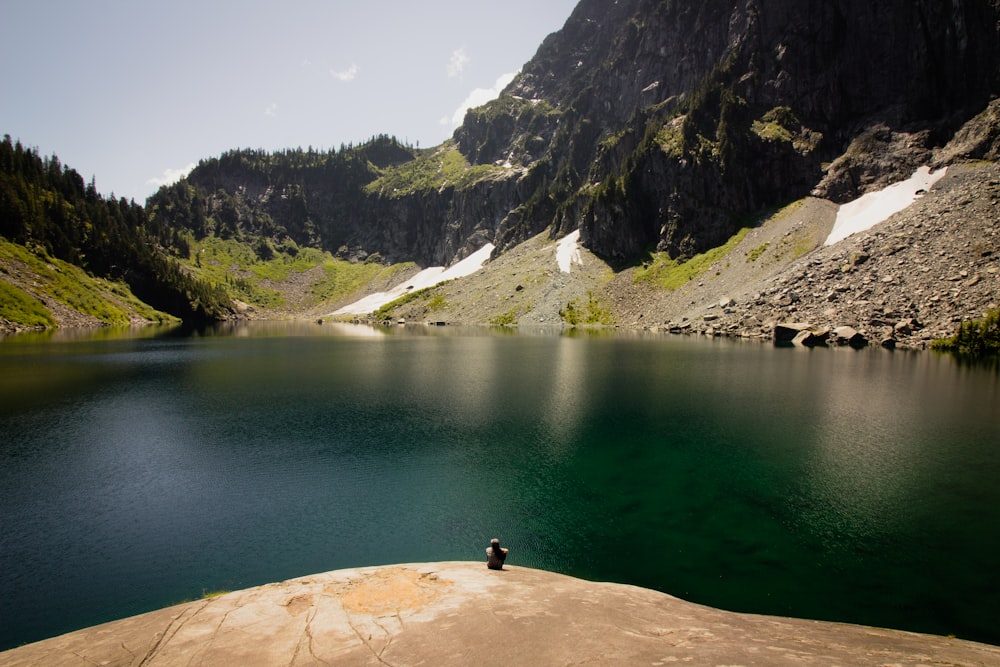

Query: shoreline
left=5, top=161, right=997, bottom=349
left=0, top=315, right=968, bottom=356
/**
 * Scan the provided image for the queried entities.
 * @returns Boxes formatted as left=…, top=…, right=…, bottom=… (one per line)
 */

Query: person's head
left=490, top=538, right=500, bottom=550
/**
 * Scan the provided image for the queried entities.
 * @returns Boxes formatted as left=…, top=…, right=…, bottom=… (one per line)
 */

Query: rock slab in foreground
left=1, top=562, right=997, bottom=666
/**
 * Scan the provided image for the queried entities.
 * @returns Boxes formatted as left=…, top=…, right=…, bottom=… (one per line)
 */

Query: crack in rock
left=136, top=600, right=210, bottom=666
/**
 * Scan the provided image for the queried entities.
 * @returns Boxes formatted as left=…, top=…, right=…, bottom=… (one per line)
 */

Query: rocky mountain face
left=457, top=0, right=1000, bottom=261
left=598, top=156, right=1000, bottom=351
left=150, top=138, right=536, bottom=267
left=152, top=0, right=1000, bottom=273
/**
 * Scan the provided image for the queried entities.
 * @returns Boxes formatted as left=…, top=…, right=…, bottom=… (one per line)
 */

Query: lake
left=1, top=322, right=998, bottom=650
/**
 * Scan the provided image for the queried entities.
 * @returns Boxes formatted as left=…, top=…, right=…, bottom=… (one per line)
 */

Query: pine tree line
left=0, top=135, right=232, bottom=322
left=147, top=135, right=417, bottom=252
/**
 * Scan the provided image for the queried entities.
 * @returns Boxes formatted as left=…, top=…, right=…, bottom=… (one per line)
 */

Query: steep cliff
left=150, top=0, right=1000, bottom=270
left=148, top=138, right=532, bottom=267
left=457, top=0, right=1000, bottom=260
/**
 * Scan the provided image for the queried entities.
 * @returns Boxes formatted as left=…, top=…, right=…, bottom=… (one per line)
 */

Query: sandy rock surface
left=2, top=562, right=997, bottom=666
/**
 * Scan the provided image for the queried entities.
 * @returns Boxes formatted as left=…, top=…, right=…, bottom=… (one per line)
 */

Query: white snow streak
left=332, top=243, right=495, bottom=316
left=825, top=166, right=947, bottom=246
left=557, top=230, right=583, bottom=273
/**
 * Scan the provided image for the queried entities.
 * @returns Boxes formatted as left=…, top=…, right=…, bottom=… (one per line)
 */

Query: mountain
left=4, top=0, right=1000, bottom=338
left=151, top=0, right=1000, bottom=269
left=0, top=135, right=233, bottom=333
left=459, top=0, right=1000, bottom=260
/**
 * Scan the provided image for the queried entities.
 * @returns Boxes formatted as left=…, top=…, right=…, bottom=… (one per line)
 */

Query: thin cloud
left=447, top=48, right=470, bottom=79
left=146, top=163, right=197, bottom=188
left=264, top=102, right=278, bottom=118
left=330, top=63, right=359, bottom=82
left=443, top=71, right=517, bottom=128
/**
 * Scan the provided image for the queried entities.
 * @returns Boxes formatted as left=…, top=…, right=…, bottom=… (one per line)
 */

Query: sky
left=0, top=0, right=578, bottom=202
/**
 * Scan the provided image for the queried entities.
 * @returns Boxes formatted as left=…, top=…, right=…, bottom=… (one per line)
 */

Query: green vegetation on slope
left=634, top=227, right=751, bottom=290
left=746, top=242, right=770, bottom=262
left=932, top=309, right=1000, bottom=358
left=312, top=260, right=415, bottom=308
left=489, top=310, right=519, bottom=326
left=373, top=285, right=446, bottom=321
left=365, top=142, right=506, bottom=197
left=0, top=279, right=54, bottom=328
left=0, top=238, right=175, bottom=328
left=560, top=291, right=614, bottom=326
left=0, top=135, right=232, bottom=324
left=183, top=236, right=414, bottom=313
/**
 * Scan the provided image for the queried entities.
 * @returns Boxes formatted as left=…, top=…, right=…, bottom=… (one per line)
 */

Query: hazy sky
left=0, top=1, right=578, bottom=202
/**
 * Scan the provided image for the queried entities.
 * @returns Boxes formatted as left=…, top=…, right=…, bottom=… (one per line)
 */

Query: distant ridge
left=151, top=0, right=1000, bottom=267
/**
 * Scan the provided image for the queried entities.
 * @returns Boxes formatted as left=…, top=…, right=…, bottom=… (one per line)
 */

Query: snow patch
left=332, top=243, right=495, bottom=316
left=557, top=230, right=583, bottom=273
left=825, top=166, right=947, bottom=246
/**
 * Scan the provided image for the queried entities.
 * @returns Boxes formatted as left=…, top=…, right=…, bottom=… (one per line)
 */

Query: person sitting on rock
left=486, top=538, right=508, bottom=570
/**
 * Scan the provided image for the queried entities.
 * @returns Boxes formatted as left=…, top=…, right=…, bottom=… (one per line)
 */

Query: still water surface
left=1, top=323, right=998, bottom=650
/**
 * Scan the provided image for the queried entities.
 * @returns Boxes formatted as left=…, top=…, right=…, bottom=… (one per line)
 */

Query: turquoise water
left=1, top=323, right=998, bottom=650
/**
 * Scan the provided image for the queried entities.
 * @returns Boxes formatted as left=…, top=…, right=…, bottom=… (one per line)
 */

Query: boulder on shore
left=832, top=325, right=869, bottom=348
left=773, top=322, right=813, bottom=343
left=793, top=327, right=831, bottom=347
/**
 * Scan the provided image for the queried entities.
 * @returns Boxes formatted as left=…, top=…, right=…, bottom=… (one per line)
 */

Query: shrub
left=559, top=300, right=580, bottom=325
left=931, top=310, right=1000, bottom=357
left=560, top=291, right=614, bottom=326
left=490, top=310, right=518, bottom=326
left=428, top=294, right=447, bottom=312
left=746, top=242, right=770, bottom=262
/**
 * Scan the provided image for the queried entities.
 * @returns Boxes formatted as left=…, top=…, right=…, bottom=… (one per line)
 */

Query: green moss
left=599, top=127, right=630, bottom=151
left=762, top=106, right=799, bottom=127
left=768, top=199, right=805, bottom=223
left=751, top=120, right=793, bottom=143
left=371, top=292, right=405, bottom=320
left=201, top=590, right=230, bottom=599
left=635, top=228, right=751, bottom=290
left=751, top=106, right=800, bottom=144
left=789, top=236, right=816, bottom=259
left=655, top=118, right=686, bottom=158
left=369, top=283, right=457, bottom=320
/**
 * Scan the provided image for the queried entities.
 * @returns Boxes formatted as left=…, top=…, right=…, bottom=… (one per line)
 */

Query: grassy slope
left=182, top=237, right=416, bottom=316
left=364, top=141, right=507, bottom=198
left=0, top=238, right=177, bottom=330
left=0, top=232, right=421, bottom=330
left=0, top=192, right=826, bottom=332
left=633, top=228, right=753, bottom=290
